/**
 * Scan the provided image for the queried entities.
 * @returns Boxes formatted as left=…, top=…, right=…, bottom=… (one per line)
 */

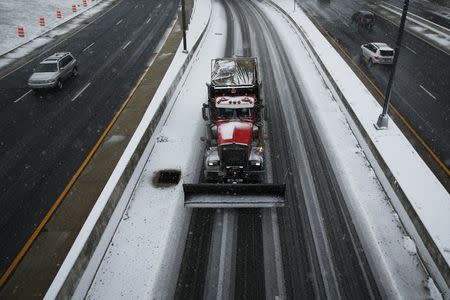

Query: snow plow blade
left=183, top=183, right=286, bottom=208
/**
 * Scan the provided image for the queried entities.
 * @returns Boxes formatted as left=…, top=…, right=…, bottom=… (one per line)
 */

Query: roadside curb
left=45, top=0, right=212, bottom=297
left=268, top=0, right=450, bottom=293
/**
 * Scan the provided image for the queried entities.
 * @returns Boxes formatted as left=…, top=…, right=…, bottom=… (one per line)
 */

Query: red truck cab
left=203, top=58, right=264, bottom=182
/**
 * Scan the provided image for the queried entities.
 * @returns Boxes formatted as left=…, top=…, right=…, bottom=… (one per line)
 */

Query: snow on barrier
left=268, top=0, right=450, bottom=294
left=45, top=0, right=212, bottom=298
left=0, top=0, right=107, bottom=60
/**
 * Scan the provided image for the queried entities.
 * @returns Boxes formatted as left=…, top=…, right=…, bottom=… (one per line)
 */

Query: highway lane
left=176, top=0, right=380, bottom=298
left=237, top=0, right=381, bottom=297
left=296, top=0, right=450, bottom=170
left=0, top=0, right=178, bottom=275
left=176, top=1, right=280, bottom=297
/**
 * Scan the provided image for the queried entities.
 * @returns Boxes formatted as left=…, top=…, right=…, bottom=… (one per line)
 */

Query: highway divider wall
left=45, top=0, right=212, bottom=298
left=267, top=0, right=450, bottom=294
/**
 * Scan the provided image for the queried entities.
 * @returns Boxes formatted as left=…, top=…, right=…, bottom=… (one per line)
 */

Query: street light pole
left=376, top=0, right=410, bottom=129
left=181, top=0, right=188, bottom=53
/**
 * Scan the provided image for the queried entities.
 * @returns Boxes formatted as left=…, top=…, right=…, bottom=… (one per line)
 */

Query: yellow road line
left=0, top=58, right=155, bottom=288
left=305, top=12, right=450, bottom=176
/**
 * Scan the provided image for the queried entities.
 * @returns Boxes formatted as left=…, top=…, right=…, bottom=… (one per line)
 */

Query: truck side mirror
left=202, top=103, right=209, bottom=121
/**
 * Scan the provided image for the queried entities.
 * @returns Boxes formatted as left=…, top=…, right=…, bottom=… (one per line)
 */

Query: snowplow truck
left=183, top=58, right=285, bottom=208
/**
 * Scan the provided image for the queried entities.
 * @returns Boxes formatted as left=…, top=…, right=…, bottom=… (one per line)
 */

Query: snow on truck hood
left=217, top=121, right=253, bottom=146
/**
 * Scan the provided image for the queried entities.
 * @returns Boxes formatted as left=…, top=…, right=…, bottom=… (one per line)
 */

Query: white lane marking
left=216, top=212, right=229, bottom=300
left=116, top=19, right=123, bottom=26
left=419, top=85, right=437, bottom=100
left=71, top=82, right=91, bottom=102
left=405, top=45, right=417, bottom=54
left=146, top=16, right=152, bottom=24
left=122, top=41, right=132, bottom=50
left=14, top=90, right=32, bottom=103
left=82, top=42, right=95, bottom=52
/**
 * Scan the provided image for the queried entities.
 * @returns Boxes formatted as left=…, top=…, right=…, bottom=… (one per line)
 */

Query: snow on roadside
left=258, top=1, right=442, bottom=298
left=272, top=0, right=450, bottom=268
left=45, top=0, right=213, bottom=296
left=83, top=1, right=224, bottom=298
left=0, top=0, right=112, bottom=68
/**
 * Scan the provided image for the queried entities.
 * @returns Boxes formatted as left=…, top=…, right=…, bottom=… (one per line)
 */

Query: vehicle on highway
left=351, top=11, right=375, bottom=30
left=28, top=52, right=78, bottom=91
left=361, top=42, right=395, bottom=65
left=183, top=57, right=285, bottom=208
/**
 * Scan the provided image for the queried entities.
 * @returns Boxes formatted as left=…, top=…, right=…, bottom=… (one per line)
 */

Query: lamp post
left=181, top=0, right=188, bottom=53
left=376, top=0, right=410, bottom=129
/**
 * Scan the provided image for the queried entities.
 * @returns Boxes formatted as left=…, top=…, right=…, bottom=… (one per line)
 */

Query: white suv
left=28, top=52, right=78, bottom=91
left=360, top=43, right=394, bottom=65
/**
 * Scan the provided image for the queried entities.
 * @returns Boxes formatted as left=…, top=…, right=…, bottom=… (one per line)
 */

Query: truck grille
left=220, top=144, right=248, bottom=166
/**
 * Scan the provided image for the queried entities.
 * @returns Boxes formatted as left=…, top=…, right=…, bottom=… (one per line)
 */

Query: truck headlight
left=250, top=160, right=262, bottom=167
left=208, top=160, right=219, bottom=166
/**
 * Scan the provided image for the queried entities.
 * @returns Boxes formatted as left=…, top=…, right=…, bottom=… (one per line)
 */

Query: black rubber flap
left=183, top=183, right=285, bottom=208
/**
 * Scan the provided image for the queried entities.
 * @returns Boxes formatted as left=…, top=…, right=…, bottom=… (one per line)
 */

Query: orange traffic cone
left=39, top=17, right=45, bottom=26
left=18, top=26, right=25, bottom=37
left=56, top=10, right=62, bottom=18
left=72, top=4, right=77, bottom=12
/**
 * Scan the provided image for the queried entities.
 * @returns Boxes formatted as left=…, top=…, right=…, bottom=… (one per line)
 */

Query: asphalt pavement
left=0, top=0, right=178, bottom=275
left=176, top=0, right=381, bottom=298
left=295, top=0, right=450, bottom=170
left=237, top=0, right=381, bottom=297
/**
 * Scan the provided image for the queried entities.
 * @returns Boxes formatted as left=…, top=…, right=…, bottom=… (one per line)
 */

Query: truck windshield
left=217, top=108, right=251, bottom=119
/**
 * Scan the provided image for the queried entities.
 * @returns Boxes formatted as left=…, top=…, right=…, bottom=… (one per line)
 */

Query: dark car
left=351, top=11, right=375, bottom=30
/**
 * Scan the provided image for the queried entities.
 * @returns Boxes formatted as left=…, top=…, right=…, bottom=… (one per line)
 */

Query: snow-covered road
left=47, top=0, right=448, bottom=298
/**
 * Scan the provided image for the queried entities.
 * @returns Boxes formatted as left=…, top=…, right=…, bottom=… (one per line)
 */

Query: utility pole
left=376, top=0, right=410, bottom=129
left=181, top=0, right=188, bottom=53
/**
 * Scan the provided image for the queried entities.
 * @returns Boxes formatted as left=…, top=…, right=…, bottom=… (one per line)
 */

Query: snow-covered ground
left=271, top=0, right=449, bottom=295
left=369, top=1, right=450, bottom=55
left=0, top=0, right=112, bottom=68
